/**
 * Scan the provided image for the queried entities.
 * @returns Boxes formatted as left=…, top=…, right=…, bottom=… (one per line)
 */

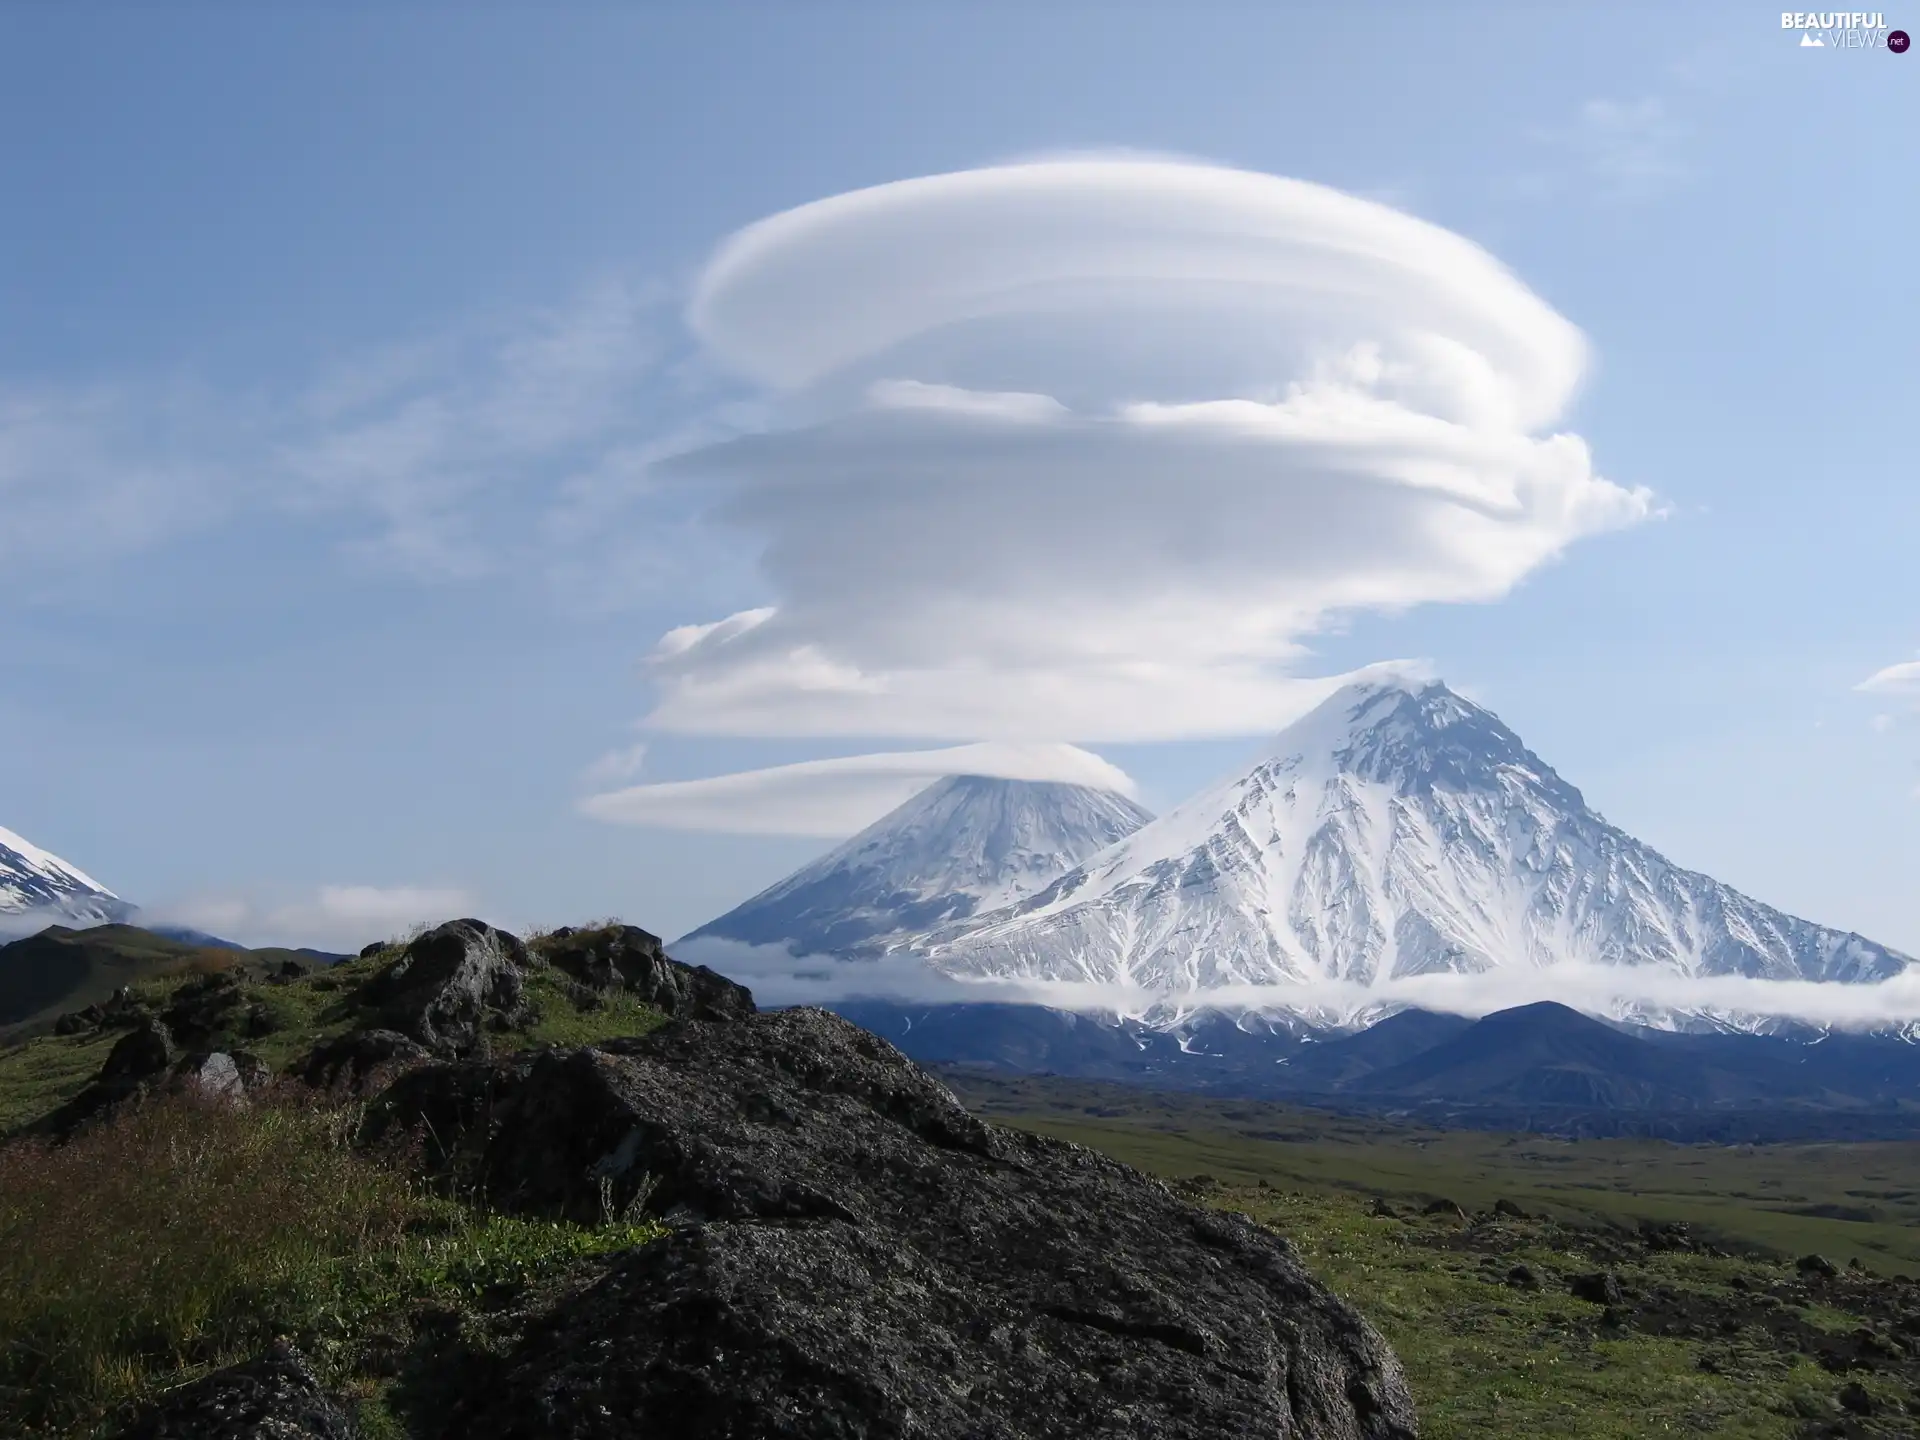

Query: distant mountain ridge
left=841, top=997, right=1920, bottom=1140
left=912, top=680, right=1908, bottom=1000
left=681, top=774, right=1153, bottom=957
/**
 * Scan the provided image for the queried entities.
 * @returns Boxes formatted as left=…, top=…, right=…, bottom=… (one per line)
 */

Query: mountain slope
left=682, top=775, right=1153, bottom=957
left=914, top=680, right=1908, bottom=997
left=1, top=824, right=129, bottom=930
left=0, top=924, right=348, bottom=1035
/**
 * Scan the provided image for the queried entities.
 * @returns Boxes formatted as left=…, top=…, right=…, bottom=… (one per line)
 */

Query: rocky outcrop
left=538, top=924, right=754, bottom=1021
left=369, top=1007, right=1418, bottom=1439
left=296, top=1028, right=435, bottom=1097
left=114, top=1341, right=357, bottom=1439
left=357, top=919, right=532, bottom=1057
left=32, top=1013, right=267, bottom=1135
left=52, top=984, right=149, bottom=1035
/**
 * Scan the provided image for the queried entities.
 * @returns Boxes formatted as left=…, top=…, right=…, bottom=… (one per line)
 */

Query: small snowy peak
left=680, top=774, right=1154, bottom=957
left=912, top=680, right=1911, bottom=998
left=0, top=823, right=128, bottom=928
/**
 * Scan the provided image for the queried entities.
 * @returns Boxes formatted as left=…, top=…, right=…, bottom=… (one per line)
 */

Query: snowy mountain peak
left=0, top=823, right=129, bottom=930
left=1263, top=678, right=1584, bottom=811
left=912, top=680, right=1909, bottom=1000
left=680, top=774, right=1154, bottom=958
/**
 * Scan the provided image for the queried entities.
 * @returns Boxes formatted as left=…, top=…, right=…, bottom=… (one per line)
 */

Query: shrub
left=0, top=1091, right=417, bottom=1429
left=0, top=1089, right=663, bottom=1434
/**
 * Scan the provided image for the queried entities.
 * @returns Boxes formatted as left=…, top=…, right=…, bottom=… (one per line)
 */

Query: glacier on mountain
left=907, top=681, right=1908, bottom=998
left=679, top=774, right=1153, bottom=958
left=0, top=823, right=130, bottom=931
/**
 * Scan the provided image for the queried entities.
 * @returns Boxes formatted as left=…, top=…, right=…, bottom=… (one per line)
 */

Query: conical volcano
left=913, top=680, right=1907, bottom=993
left=680, top=774, right=1154, bottom=958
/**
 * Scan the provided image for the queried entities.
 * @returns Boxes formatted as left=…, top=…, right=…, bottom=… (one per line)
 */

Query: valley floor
left=950, top=1070, right=1920, bottom=1438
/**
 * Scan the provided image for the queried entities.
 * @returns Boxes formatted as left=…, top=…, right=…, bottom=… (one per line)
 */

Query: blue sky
left=1, top=4, right=1915, bottom=954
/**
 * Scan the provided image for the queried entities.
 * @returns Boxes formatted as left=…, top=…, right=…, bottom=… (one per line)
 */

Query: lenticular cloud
left=651, top=158, right=1652, bottom=742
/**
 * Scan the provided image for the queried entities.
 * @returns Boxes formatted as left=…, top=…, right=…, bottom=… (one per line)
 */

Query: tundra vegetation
left=0, top=925, right=1914, bottom=1436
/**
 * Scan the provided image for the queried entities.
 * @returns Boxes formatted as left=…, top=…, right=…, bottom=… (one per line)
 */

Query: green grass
left=0, top=933, right=676, bottom=1434
left=0, top=1089, right=664, bottom=1437
left=948, top=1072, right=1920, bottom=1272
left=0, top=1030, right=119, bottom=1133
left=1236, top=1188, right=1861, bottom=1439
left=954, top=1072, right=1920, bottom=1436
left=515, top=963, right=670, bottom=1049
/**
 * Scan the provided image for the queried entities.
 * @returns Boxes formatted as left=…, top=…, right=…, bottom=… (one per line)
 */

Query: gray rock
left=539, top=924, right=754, bottom=1021
left=371, top=1007, right=1417, bottom=1440
left=357, top=919, right=530, bottom=1057
left=113, top=1341, right=357, bottom=1439
left=174, top=1051, right=244, bottom=1103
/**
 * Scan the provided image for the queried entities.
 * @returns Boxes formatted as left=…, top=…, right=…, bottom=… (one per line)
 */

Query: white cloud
left=647, top=157, right=1651, bottom=742
left=147, top=884, right=477, bottom=953
left=1860, top=660, right=1920, bottom=698
left=578, top=740, right=651, bottom=788
left=0, top=276, right=709, bottom=598
left=673, top=936, right=1920, bottom=1032
left=581, top=741, right=1137, bottom=836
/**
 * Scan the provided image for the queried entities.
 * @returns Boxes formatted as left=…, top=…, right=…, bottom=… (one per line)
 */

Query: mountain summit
left=681, top=775, right=1153, bottom=958
left=912, top=680, right=1907, bottom=993
left=1, top=823, right=129, bottom=931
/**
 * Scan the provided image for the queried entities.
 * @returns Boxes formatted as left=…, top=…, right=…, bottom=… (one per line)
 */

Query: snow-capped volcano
left=680, top=775, right=1154, bottom=958
left=1, top=823, right=129, bottom=930
left=912, top=681, right=1909, bottom=994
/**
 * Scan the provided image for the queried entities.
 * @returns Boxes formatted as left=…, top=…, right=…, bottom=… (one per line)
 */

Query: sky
left=0, top=4, right=1915, bottom=958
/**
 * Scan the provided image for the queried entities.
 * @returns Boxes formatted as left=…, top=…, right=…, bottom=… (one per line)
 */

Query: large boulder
left=113, top=1341, right=357, bottom=1439
left=296, top=1028, right=435, bottom=1097
left=538, top=924, right=753, bottom=1021
left=370, top=1008, right=1417, bottom=1439
left=357, top=919, right=530, bottom=1057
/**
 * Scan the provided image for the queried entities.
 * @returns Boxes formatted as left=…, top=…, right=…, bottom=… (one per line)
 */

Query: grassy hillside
left=0, top=925, right=677, bottom=1436
left=0, top=930, right=670, bottom=1133
left=0, top=924, right=341, bottom=1036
